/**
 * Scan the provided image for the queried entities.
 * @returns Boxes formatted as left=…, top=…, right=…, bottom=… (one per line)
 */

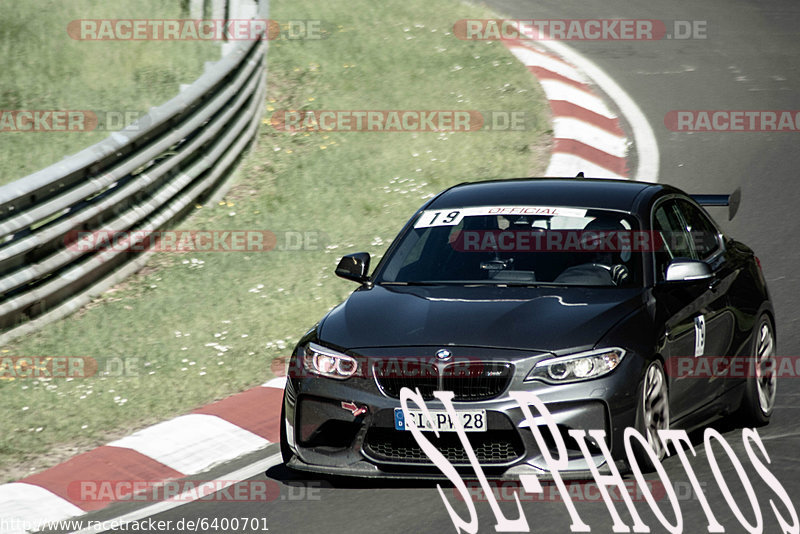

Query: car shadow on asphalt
left=266, top=414, right=760, bottom=490
left=265, top=463, right=459, bottom=489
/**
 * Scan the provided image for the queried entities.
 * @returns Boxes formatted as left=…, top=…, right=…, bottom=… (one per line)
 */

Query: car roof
left=426, top=178, right=667, bottom=213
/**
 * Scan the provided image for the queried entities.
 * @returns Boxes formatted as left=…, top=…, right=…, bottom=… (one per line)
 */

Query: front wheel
left=629, top=360, right=669, bottom=473
left=737, top=314, right=776, bottom=426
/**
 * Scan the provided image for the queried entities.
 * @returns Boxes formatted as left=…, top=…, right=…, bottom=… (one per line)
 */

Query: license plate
left=394, top=408, right=486, bottom=432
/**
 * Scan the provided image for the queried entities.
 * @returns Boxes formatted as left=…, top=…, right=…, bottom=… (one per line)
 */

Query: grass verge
left=0, top=0, right=551, bottom=482
left=0, top=0, right=218, bottom=184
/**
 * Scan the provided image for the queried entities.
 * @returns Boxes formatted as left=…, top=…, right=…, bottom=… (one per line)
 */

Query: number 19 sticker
left=414, top=210, right=463, bottom=228
left=414, top=206, right=587, bottom=228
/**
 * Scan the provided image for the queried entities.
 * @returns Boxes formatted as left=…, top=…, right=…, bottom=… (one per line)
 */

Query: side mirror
left=335, top=252, right=371, bottom=284
left=664, top=259, right=712, bottom=282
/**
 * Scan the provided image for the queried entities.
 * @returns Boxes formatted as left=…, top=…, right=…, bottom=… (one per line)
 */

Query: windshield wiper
left=489, top=282, right=562, bottom=287
left=379, top=281, right=473, bottom=286
left=381, top=280, right=563, bottom=287
left=379, top=281, right=441, bottom=286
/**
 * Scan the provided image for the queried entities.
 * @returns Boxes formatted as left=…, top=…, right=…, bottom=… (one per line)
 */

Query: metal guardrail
left=0, top=0, right=268, bottom=343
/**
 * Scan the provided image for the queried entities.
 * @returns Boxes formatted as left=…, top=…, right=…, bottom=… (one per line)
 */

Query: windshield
left=376, top=206, right=644, bottom=287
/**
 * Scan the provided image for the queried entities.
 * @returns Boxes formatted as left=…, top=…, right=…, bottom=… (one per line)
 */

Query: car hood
left=318, top=284, right=646, bottom=352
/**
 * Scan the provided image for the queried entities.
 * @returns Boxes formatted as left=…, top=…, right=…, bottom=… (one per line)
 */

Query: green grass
left=0, top=0, right=551, bottom=481
left=0, top=0, right=219, bottom=184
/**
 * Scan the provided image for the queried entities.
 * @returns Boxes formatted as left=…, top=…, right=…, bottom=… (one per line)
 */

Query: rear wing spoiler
left=691, top=187, right=741, bottom=221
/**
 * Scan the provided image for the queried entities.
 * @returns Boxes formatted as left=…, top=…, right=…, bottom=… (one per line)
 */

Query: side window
left=676, top=200, right=721, bottom=260
left=652, top=200, right=694, bottom=281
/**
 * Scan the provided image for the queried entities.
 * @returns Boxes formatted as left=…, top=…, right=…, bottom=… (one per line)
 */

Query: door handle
left=708, top=277, right=721, bottom=291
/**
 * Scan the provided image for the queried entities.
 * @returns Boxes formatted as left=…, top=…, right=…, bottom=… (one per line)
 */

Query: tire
left=629, top=360, right=669, bottom=473
left=279, top=394, right=294, bottom=465
left=737, top=314, right=776, bottom=426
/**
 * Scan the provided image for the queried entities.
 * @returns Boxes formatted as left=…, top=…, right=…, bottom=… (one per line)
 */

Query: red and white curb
left=504, top=38, right=631, bottom=178
left=0, top=377, right=286, bottom=533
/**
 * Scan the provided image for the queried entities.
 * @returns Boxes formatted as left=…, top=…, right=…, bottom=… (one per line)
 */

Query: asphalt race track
left=77, top=1, right=800, bottom=532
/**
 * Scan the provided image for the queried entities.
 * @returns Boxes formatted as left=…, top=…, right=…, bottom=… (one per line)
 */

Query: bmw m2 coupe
left=280, top=177, right=775, bottom=478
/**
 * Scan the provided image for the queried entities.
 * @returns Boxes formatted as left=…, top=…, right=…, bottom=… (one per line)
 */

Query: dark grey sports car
left=280, top=177, right=775, bottom=478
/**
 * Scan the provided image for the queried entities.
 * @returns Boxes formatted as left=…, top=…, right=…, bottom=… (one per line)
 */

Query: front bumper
left=282, top=346, right=641, bottom=479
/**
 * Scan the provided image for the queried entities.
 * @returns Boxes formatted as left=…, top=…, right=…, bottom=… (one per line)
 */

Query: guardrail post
left=189, top=0, right=204, bottom=19
left=211, top=0, right=227, bottom=23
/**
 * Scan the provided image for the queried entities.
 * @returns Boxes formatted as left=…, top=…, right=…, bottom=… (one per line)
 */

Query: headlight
left=302, top=342, right=358, bottom=380
left=525, top=348, right=625, bottom=383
